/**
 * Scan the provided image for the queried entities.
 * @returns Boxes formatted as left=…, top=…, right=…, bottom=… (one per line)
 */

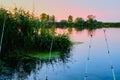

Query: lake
left=0, top=28, right=120, bottom=80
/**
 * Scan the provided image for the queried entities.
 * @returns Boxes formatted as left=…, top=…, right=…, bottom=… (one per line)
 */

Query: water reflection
left=0, top=50, right=72, bottom=80
left=56, top=27, right=96, bottom=36
left=1, top=28, right=120, bottom=80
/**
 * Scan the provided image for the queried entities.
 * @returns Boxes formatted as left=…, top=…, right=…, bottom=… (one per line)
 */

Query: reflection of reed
left=0, top=50, right=71, bottom=80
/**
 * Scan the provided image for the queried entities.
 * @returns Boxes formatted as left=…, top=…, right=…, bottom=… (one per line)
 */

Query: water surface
left=0, top=28, right=120, bottom=80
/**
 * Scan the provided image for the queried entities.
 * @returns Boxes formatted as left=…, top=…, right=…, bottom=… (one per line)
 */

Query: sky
left=0, top=0, right=120, bottom=22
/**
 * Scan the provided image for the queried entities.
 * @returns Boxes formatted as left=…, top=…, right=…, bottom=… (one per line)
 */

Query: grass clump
left=27, top=51, right=60, bottom=59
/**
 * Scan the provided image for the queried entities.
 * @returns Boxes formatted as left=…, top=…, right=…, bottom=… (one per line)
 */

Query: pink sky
left=0, top=0, right=120, bottom=22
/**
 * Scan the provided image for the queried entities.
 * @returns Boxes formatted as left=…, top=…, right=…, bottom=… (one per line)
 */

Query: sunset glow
left=0, top=0, right=120, bottom=22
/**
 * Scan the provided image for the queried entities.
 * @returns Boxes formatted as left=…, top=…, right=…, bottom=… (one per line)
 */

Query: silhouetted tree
left=74, top=17, right=85, bottom=27
left=40, top=13, right=47, bottom=22
left=68, top=15, right=73, bottom=23
left=49, top=15, right=55, bottom=22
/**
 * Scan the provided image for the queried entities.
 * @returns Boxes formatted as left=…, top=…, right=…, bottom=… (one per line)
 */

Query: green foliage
left=0, top=7, right=72, bottom=56
left=74, top=17, right=85, bottom=28
left=49, top=15, right=55, bottom=22
left=40, top=13, right=55, bottom=23
left=39, top=13, right=103, bottom=29
left=85, top=15, right=103, bottom=29
left=27, top=51, right=60, bottom=59
left=53, top=34, right=72, bottom=51
left=34, top=26, right=72, bottom=52
left=68, top=15, right=73, bottom=23
left=40, top=13, right=47, bottom=22
left=103, top=22, right=120, bottom=27
left=0, top=8, right=41, bottom=55
left=59, top=20, right=68, bottom=27
left=0, top=7, right=104, bottom=57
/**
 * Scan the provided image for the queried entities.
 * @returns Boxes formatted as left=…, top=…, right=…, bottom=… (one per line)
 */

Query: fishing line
left=46, top=32, right=54, bottom=80
left=103, top=29, right=116, bottom=80
left=84, top=34, right=93, bottom=80
left=0, top=14, right=6, bottom=54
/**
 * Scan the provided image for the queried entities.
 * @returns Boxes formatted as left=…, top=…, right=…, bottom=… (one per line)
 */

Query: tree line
left=103, top=22, right=120, bottom=27
left=39, top=13, right=103, bottom=29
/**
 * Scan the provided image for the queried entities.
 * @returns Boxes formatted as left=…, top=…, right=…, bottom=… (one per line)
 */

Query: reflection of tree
left=87, top=28, right=96, bottom=37
left=0, top=50, right=71, bottom=80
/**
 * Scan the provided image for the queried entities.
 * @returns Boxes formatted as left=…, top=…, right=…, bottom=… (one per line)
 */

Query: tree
left=87, top=15, right=96, bottom=23
left=0, top=8, right=40, bottom=54
left=59, top=20, right=68, bottom=27
left=87, top=15, right=96, bottom=20
left=49, top=15, right=55, bottom=22
left=68, top=15, right=73, bottom=22
left=86, top=15, right=97, bottom=29
left=40, top=13, right=47, bottom=22
left=46, top=15, right=49, bottom=21
left=74, top=17, right=85, bottom=26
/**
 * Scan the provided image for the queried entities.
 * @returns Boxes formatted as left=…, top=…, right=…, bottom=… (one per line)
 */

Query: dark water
left=0, top=28, right=120, bottom=80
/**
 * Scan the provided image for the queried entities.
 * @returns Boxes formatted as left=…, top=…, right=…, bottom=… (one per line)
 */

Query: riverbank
left=103, top=22, right=120, bottom=27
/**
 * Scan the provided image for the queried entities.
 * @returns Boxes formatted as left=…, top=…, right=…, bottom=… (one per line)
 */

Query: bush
left=34, top=27, right=72, bottom=52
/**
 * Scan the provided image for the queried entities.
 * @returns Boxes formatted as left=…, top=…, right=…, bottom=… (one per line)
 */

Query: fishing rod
left=0, top=14, right=6, bottom=54
left=46, top=30, right=55, bottom=80
left=103, top=29, right=116, bottom=80
left=84, top=34, right=93, bottom=80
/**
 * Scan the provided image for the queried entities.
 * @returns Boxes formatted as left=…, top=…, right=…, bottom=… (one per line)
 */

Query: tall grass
left=0, top=7, right=72, bottom=57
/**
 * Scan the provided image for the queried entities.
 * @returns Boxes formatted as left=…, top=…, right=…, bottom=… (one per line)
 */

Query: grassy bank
left=27, top=51, right=60, bottom=59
